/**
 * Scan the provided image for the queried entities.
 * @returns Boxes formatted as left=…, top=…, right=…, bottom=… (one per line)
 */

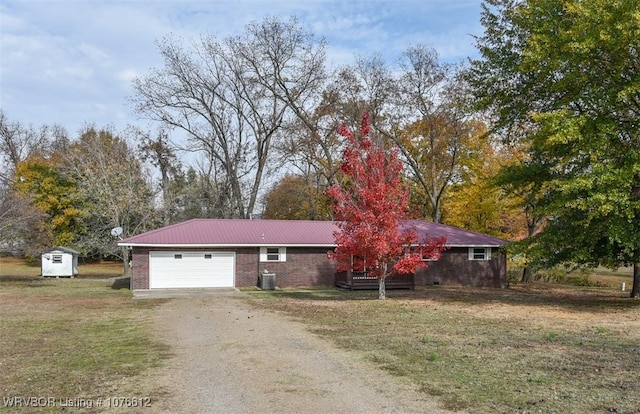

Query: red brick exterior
left=266, top=247, right=335, bottom=287
left=234, top=247, right=337, bottom=287
left=130, top=246, right=505, bottom=290
left=131, top=247, right=150, bottom=290
left=131, top=246, right=336, bottom=289
left=414, top=247, right=507, bottom=288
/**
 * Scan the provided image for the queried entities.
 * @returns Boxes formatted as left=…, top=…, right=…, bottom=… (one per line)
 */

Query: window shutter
left=468, top=247, right=491, bottom=260
left=259, top=247, right=286, bottom=262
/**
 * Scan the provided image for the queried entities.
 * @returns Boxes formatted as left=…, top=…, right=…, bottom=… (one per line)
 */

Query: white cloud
left=0, top=0, right=483, bottom=134
left=118, top=69, right=139, bottom=83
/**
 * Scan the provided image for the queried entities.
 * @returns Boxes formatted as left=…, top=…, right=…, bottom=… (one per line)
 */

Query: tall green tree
left=172, top=166, right=235, bottom=220
left=491, top=144, right=548, bottom=282
left=469, top=0, right=640, bottom=296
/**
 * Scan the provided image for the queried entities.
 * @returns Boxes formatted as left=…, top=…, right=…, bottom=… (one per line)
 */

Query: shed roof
left=119, top=219, right=507, bottom=248
left=43, top=246, right=80, bottom=255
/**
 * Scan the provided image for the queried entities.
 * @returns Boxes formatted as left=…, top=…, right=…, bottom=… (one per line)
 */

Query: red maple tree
left=327, top=113, right=447, bottom=299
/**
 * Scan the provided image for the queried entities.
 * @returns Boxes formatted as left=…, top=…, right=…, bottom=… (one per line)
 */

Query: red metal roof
left=119, top=219, right=337, bottom=246
left=119, top=219, right=507, bottom=247
left=401, top=220, right=507, bottom=247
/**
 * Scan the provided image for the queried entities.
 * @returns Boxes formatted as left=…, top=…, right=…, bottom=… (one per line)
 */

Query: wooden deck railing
left=335, top=270, right=414, bottom=290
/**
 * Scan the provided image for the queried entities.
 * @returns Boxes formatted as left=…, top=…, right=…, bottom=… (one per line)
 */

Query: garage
left=149, top=251, right=235, bottom=289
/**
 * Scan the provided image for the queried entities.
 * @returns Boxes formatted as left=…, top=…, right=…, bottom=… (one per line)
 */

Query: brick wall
left=131, top=247, right=150, bottom=290
left=131, top=246, right=505, bottom=290
left=235, top=248, right=260, bottom=287
left=237, top=247, right=336, bottom=288
left=131, top=246, right=337, bottom=289
left=414, top=247, right=507, bottom=288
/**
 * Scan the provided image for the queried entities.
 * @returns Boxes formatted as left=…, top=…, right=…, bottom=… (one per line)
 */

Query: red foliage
left=327, top=113, right=447, bottom=279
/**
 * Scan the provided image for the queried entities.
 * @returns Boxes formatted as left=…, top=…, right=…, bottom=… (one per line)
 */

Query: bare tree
left=0, top=183, right=45, bottom=255
left=63, top=126, right=155, bottom=274
left=276, top=88, right=347, bottom=196
left=136, top=128, right=181, bottom=225
left=0, top=110, right=64, bottom=185
left=0, top=112, right=69, bottom=255
left=226, top=16, right=333, bottom=213
left=131, top=17, right=327, bottom=218
left=385, top=45, right=477, bottom=223
left=314, top=46, right=479, bottom=224
left=238, top=17, right=328, bottom=142
left=277, top=55, right=395, bottom=199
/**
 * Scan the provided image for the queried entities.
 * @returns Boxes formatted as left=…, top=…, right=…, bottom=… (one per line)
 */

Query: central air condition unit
left=261, top=273, right=276, bottom=290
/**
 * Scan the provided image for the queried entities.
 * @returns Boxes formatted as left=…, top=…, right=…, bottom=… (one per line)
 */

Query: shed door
left=149, top=251, right=235, bottom=288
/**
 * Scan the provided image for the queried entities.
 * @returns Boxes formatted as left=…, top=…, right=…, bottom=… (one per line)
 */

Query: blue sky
left=0, top=0, right=484, bottom=135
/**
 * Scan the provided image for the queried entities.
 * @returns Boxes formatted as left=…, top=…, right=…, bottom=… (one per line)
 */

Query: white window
left=468, top=247, right=491, bottom=261
left=52, top=254, right=63, bottom=264
left=260, top=247, right=286, bottom=262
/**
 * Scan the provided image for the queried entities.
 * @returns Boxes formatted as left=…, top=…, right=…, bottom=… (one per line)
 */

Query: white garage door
left=149, top=251, right=235, bottom=289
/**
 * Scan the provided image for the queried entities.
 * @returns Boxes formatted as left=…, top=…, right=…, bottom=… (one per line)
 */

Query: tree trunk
left=378, top=277, right=386, bottom=300
left=121, top=246, right=130, bottom=277
left=521, top=266, right=532, bottom=283
left=161, top=169, right=171, bottom=226
left=631, top=262, right=639, bottom=299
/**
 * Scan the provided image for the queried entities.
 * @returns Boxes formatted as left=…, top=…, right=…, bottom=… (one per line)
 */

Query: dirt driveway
left=149, top=291, right=450, bottom=413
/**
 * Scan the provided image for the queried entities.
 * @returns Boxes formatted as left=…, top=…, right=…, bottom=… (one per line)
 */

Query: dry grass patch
left=0, top=259, right=170, bottom=413
left=248, top=285, right=640, bottom=413
left=0, top=257, right=125, bottom=280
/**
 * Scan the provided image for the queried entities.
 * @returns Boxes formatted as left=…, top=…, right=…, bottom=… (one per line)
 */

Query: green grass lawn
left=512, top=265, right=635, bottom=290
left=0, top=258, right=170, bottom=413
left=2, top=258, right=638, bottom=413
left=247, top=281, right=640, bottom=413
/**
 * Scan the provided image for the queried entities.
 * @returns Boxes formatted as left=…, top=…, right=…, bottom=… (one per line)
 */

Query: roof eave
left=118, top=243, right=337, bottom=248
left=118, top=242, right=505, bottom=248
left=447, top=244, right=505, bottom=248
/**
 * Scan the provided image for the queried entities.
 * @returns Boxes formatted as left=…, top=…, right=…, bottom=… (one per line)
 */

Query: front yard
left=247, top=284, right=640, bottom=413
left=1, top=257, right=638, bottom=413
left=0, top=258, right=170, bottom=413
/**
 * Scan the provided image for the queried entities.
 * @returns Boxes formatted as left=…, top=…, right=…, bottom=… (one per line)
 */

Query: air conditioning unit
left=260, top=273, right=276, bottom=290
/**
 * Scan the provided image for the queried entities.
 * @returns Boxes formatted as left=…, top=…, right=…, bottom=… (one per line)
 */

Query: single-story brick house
left=118, top=219, right=507, bottom=291
left=118, top=219, right=507, bottom=290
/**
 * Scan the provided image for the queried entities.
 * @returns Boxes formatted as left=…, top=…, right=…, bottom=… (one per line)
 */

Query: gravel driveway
left=149, top=291, right=450, bottom=414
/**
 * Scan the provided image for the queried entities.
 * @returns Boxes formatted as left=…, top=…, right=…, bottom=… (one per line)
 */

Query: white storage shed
left=41, top=247, right=79, bottom=277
